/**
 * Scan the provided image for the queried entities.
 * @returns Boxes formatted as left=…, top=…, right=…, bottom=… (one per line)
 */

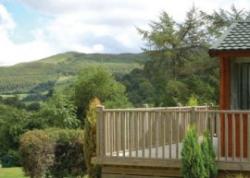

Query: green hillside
left=0, top=52, right=148, bottom=95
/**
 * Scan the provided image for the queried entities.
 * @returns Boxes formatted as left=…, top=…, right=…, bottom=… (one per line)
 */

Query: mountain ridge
left=0, top=51, right=148, bottom=95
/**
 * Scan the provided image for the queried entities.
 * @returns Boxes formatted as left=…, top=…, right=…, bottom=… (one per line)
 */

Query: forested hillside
left=0, top=52, right=148, bottom=94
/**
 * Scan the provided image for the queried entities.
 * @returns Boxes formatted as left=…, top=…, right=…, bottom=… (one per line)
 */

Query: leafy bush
left=20, top=129, right=85, bottom=178
left=34, top=92, right=80, bottom=129
left=75, top=66, right=131, bottom=121
left=181, top=126, right=207, bottom=178
left=84, top=98, right=101, bottom=178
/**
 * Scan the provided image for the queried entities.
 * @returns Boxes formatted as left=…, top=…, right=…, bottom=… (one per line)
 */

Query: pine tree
left=181, top=125, right=207, bottom=178
left=201, top=131, right=217, bottom=178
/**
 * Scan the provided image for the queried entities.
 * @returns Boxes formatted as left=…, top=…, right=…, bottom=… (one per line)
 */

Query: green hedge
left=19, top=129, right=85, bottom=178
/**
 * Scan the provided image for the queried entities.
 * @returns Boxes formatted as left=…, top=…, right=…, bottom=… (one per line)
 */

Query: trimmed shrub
left=84, top=98, right=101, bottom=178
left=20, top=129, right=85, bottom=178
left=48, top=129, right=85, bottom=178
left=19, top=130, right=53, bottom=178
left=181, top=126, right=207, bottom=178
left=201, top=131, right=217, bottom=178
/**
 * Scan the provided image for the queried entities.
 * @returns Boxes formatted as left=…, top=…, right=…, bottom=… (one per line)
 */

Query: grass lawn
left=0, top=167, right=27, bottom=178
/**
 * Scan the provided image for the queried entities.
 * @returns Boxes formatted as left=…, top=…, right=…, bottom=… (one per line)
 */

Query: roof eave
left=209, top=49, right=250, bottom=58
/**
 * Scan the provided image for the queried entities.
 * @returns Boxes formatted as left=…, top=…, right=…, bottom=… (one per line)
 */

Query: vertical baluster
left=96, top=106, right=104, bottom=157
left=96, top=107, right=100, bottom=157
left=113, top=112, right=115, bottom=156
left=176, top=111, right=179, bottom=159
left=198, top=111, right=201, bottom=135
left=217, top=112, right=221, bottom=160
left=183, top=112, right=187, bottom=141
left=113, top=112, right=116, bottom=156
left=169, top=112, right=172, bottom=159
left=116, top=112, right=119, bottom=157
left=129, top=111, right=132, bottom=158
left=149, top=111, right=152, bottom=158
left=162, top=111, right=166, bottom=159
left=111, top=112, right=114, bottom=156
left=121, top=111, right=125, bottom=157
left=106, top=112, right=109, bottom=156
left=110, top=112, right=112, bottom=156
left=142, top=111, right=145, bottom=158
left=139, top=112, right=142, bottom=157
left=156, top=111, right=159, bottom=159
left=107, top=112, right=111, bottom=156
left=210, top=112, right=214, bottom=138
left=131, top=111, right=135, bottom=157
left=225, top=113, right=228, bottom=161
left=248, top=113, right=250, bottom=161
left=240, top=113, right=243, bottom=161
left=124, top=112, right=126, bottom=153
left=135, top=112, right=139, bottom=157
left=125, top=111, right=128, bottom=156
left=103, top=111, right=106, bottom=157
left=145, top=111, right=148, bottom=155
left=232, top=113, right=236, bottom=161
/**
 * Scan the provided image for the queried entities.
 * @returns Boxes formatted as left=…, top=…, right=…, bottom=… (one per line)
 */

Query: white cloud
left=1, top=0, right=250, bottom=65
left=0, top=4, right=57, bottom=66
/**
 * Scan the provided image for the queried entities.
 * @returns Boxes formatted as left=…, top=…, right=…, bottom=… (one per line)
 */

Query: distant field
left=0, top=167, right=27, bottom=178
left=0, top=94, right=28, bottom=99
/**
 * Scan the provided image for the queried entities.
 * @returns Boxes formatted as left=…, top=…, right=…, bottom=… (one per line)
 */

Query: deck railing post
left=190, top=107, right=196, bottom=126
left=96, top=105, right=105, bottom=157
left=248, top=113, right=250, bottom=161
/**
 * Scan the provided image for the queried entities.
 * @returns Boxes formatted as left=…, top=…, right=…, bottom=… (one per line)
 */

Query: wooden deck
left=93, top=106, right=250, bottom=177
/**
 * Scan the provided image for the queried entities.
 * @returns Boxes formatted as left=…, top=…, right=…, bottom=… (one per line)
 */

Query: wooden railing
left=96, top=106, right=250, bottom=165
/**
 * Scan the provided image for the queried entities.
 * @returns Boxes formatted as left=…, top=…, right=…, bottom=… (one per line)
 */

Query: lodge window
left=231, top=58, right=250, bottom=110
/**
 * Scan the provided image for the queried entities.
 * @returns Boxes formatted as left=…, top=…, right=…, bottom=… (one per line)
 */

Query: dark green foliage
left=75, top=66, right=131, bottom=121
left=120, top=69, right=155, bottom=107
left=201, top=132, right=218, bottom=178
left=0, top=104, right=29, bottom=167
left=1, top=150, right=20, bottom=168
left=20, top=129, right=85, bottom=178
left=29, top=80, right=56, bottom=93
left=25, top=102, right=41, bottom=111
left=22, top=93, right=48, bottom=102
left=1, top=95, right=26, bottom=109
left=47, top=129, right=86, bottom=178
left=181, top=126, right=207, bottom=178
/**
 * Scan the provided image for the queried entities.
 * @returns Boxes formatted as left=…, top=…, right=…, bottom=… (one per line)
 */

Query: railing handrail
left=199, top=110, right=250, bottom=113
left=103, top=105, right=209, bottom=112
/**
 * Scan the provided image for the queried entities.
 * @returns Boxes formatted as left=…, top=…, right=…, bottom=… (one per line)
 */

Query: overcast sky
left=0, top=0, right=249, bottom=66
